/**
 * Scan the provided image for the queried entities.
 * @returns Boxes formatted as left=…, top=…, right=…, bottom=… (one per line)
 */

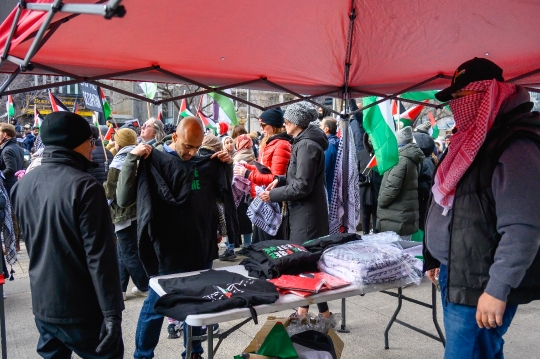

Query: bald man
left=117, top=117, right=238, bottom=359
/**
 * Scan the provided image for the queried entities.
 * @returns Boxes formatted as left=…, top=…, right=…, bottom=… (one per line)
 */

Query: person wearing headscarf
left=221, top=135, right=236, bottom=158
left=424, top=58, right=540, bottom=358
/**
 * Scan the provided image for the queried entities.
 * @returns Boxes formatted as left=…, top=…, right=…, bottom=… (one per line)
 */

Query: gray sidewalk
left=2, top=244, right=539, bottom=359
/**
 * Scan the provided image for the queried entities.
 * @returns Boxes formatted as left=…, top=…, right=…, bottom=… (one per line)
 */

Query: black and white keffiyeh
left=232, top=172, right=251, bottom=208
left=0, top=176, right=16, bottom=274
left=247, top=186, right=282, bottom=235
left=329, top=126, right=360, bottom=234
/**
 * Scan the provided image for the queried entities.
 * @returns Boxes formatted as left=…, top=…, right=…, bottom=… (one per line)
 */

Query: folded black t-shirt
left=302, top=233, right=361, bottom=253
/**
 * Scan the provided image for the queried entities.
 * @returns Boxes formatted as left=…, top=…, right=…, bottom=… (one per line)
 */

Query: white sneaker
left=131, top=287, right=148, bottom=297
left=123, top=292, right=127, bottom=301
left=219, top=242, right=227, bottom=248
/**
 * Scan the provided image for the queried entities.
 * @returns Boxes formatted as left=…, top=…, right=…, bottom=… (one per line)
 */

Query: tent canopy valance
left=1, top=0, right=540, bottom=112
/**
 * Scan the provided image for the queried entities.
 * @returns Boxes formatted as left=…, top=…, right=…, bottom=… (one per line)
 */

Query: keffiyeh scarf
left=432, top=80, right=516, bottom=214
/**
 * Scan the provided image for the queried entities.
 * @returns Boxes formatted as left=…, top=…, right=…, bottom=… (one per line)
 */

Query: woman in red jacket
left=234, top=108, right=292, bottom=243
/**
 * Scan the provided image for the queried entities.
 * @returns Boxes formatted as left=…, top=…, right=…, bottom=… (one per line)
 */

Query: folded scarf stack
left=319, top=240, right=422, bottom=290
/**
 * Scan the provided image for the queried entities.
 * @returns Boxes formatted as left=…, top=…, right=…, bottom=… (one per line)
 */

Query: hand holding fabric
left=130, top=144, right=152, bottom=158
left=259, top=190, right=271, bottom=202
left=266, top=179, right=278, bottom=191
left=211, top=150, right=233, bottom=164
left=234, top=165, right=247, bottom=177
left=96, top=315, right=122, bottom=353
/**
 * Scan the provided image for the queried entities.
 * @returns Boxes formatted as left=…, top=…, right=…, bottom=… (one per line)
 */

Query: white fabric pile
left=318, top=240, right=422, bottom=290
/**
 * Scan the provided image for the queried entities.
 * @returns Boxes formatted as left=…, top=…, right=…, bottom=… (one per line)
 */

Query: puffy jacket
left=244, top=132, right=292, bottom=198
left=376, top=142, right=424, bottom=235
left=104, top=146, right=137, bottom=224
left=270, top=126, right=329, bottom=244
left=88, top=139, right=113, bottom=184
left=11, top=146, right=124, bottom=323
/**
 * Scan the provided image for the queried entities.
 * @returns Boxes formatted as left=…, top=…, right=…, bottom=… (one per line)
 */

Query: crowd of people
left=0, top=57, right=539, bottom=359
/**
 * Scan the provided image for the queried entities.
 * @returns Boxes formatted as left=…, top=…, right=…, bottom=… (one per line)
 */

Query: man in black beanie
left=11, top=112, right=124, bottom=358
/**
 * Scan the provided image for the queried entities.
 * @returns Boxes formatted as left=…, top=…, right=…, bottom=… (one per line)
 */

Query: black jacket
left=11, top=146, right=124, bottom=323
left=424, top=100, right=540, bottom=306
left=88, top=139, right=114, bottom=184
left=270, top=126, right=329, bottom=244
left=0, top=138, right=24, bottom=193
left=357, top=134, right=383, bottom=206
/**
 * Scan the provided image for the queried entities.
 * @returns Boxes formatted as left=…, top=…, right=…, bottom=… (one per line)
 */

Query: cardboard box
left=244, top=316, right=344, bottom=359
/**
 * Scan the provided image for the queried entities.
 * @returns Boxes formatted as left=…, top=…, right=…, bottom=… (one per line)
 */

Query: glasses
left=260, top=123, right=268, bottom=129
left=89, top=137, right=96, bottom=147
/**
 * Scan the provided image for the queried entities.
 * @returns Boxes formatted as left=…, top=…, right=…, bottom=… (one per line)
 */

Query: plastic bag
left=361, top=231, right=402, bottom=243
left=287, top=313, right=341, bottom=336
left=318, top=240, right=422, bottom=292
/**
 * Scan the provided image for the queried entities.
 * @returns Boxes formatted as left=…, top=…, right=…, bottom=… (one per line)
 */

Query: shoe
left=131, top=287, right=148, bottom=297
left=167, top=323, right=181, bottom=339
left=122, top=292, right=127, bottom=301
left=218, top=250, right=236, bottom=261
left=235, top=247, right=249, bottom=256
left=219, top=242, right=227, bottom=248
left=190, top=353, right=204, bottom=359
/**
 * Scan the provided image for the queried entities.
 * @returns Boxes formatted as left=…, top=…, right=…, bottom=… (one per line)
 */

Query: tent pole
left=265, top=89, right=339, bottom=110
left=25, top=1, right=126, bottom=19
left=0, top=1, right=23, bottom=67
left=0, top=67, right=21, bottom=96
left=247, top=89, right=251, bottom=132
left=351, top=88, right=441, bottom=109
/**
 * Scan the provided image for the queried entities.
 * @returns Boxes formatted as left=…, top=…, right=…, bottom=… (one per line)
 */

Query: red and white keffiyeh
left=432, top=79, right=516, bottom=214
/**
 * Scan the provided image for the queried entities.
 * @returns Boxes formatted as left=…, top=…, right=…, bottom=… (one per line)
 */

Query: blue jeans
left=439, top=264, right=518, bottom=359
left=226, top=233, right=252, bottom=251
left=134, top=261, right=213, bottom=359
left=117, top=221, right=149, bottom=292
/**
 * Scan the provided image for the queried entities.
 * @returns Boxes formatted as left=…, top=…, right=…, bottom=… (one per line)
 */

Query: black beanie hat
left=41, top=112, right=92, bottom=149
left=259, top=107, right=284, bottom=128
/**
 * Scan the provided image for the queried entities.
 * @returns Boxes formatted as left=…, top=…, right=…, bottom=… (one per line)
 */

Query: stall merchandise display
left=319, top=240, right=422, bottom=291
left=302, top=233, right=361, bottom=253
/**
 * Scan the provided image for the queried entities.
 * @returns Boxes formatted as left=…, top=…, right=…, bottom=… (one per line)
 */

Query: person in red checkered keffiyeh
left=424, top=57, right=540, bottom=359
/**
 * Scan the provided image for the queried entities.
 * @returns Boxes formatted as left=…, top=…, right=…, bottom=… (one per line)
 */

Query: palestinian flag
left=34, top=104, right=44, bottom=129
left=209, top=89, right=238, bottom=125
left=6, top=95, right=14, bottom=118
left=48, top=92, right=70, bottom=112
left=399, top=101, right=427, bottom=127
left=104, top=126, right=114, bottom=141
left=180, top=97, right=194, bottom=118
left=362, top=97, right=398, bottom=174
left=157, top=111, right=163, bottom=122
left=366, top=155, right=377, bottom=169
left=197, top=109, right=218, bottom=134
left=390, top=99, right=406, bottom=120
left=428, top=112, right=440, bottom=139
left=101, top=88, right=111, bottom=120
left=400, top=91, right=438, bottom=102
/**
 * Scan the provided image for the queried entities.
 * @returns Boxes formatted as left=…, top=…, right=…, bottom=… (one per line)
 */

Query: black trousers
left=361, top=204, right=377, bottom=234
left=35, top=318, right=123, bottom=359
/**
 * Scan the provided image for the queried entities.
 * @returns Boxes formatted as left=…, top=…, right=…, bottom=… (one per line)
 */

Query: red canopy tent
left=1, top=0, right=540, bottom=111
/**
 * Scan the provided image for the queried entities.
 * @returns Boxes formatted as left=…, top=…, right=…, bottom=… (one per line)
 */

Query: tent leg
left=0, top=67, right=21, bottom=96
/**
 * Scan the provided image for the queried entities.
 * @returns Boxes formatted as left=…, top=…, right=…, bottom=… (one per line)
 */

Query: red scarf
left=432, top=80, right=516, bottom=214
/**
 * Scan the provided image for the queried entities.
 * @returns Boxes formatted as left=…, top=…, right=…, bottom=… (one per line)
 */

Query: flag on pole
left=362, top=96, right=399, bottom=174
left=157, top=111, right=163, bottom=122
left=197, top=109, right=218, bottom=134
left=400, top=91, right=438, bottom=102
left=34, top=104, right=43, bottom=129
left=139, top=82, right=158, bottom=100
left=399, top=101, right=427, bottom=127
left=390, top=99, right=406, bottom=120
left=104, top=126, right=114, bottom=141
left=180, top=97, right=194, bottom=118
left=208, top=89, right=238, bottom=125
left=48, top=92, right=70, bottom=112
left=366, top=155, right=377, bottom=169
left=428, top=112, right=440, bottom=139
left=6, top=95, right=15, bottom=118
left=101, top=89, right=111, bottom=119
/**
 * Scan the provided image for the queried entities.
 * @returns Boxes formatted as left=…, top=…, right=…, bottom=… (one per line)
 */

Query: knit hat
left=284, top=102, right=318, bottom=129
left=115, top=128, right=137, bottom=147
left=415, top=122, right=431, bottom=134
left=259, top=108, right=284, bottom=128
left=396, top=126, right=413, bottom=146
left=202, top=134, right=222, bottom=152
left=219, top=122, right=229, bottom=136
left=40, top=112, right=92, bottom=149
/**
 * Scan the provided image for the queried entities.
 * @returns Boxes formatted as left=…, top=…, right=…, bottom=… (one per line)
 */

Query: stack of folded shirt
left=302, top=232, right=361, bottom=253
left=319, top=240, right=422, bottom=290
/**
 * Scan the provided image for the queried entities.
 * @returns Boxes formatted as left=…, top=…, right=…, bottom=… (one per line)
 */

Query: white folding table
left=150, top=265, right=444, bottom=358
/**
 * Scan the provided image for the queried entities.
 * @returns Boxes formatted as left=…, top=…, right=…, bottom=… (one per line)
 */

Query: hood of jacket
left=41, top=145, right=98, bottom=171
left=412, top=132, right=435, bottom=157
left=497, top=85, right=532, bottom=117
left=293, top=125, right=329, bottom=151
left=266, top=131, right=292, bottom=146
left=399, top=142, right=425, bottom=165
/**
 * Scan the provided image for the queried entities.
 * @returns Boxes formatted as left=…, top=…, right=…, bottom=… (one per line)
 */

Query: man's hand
left=266, top=179, right=279, bottom=191
left=211, top=150, right=232, bottom=164
left=476, top=292, right=506, bottom=329
left=130, top=143, right=152, bottom=159
left=259, top=190, right=271, bottom=202
left=233, top=165, right=247, bottom=177
left=426, top=268, right=440, bottom=284
left=96, top=315, right=121, bottom=353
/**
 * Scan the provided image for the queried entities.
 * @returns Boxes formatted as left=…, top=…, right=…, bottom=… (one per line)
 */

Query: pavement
left=2, top=243, right=540, bottom=359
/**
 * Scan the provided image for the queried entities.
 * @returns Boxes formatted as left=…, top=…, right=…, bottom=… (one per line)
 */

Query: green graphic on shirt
left=263, top=243, right=307, bottom=259
left=191, top=168, right=200, bottom=190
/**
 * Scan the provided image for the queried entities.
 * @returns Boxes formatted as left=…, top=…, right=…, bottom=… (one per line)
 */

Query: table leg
left=431, top=283, right=446, bottom=347
left=207, top=325, right=214, bottom=359
left=384, top=287, right=403, bottom=349
left=185, top=324, right=193, bottom=358
left=336, top=297, right=350, bottom=333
